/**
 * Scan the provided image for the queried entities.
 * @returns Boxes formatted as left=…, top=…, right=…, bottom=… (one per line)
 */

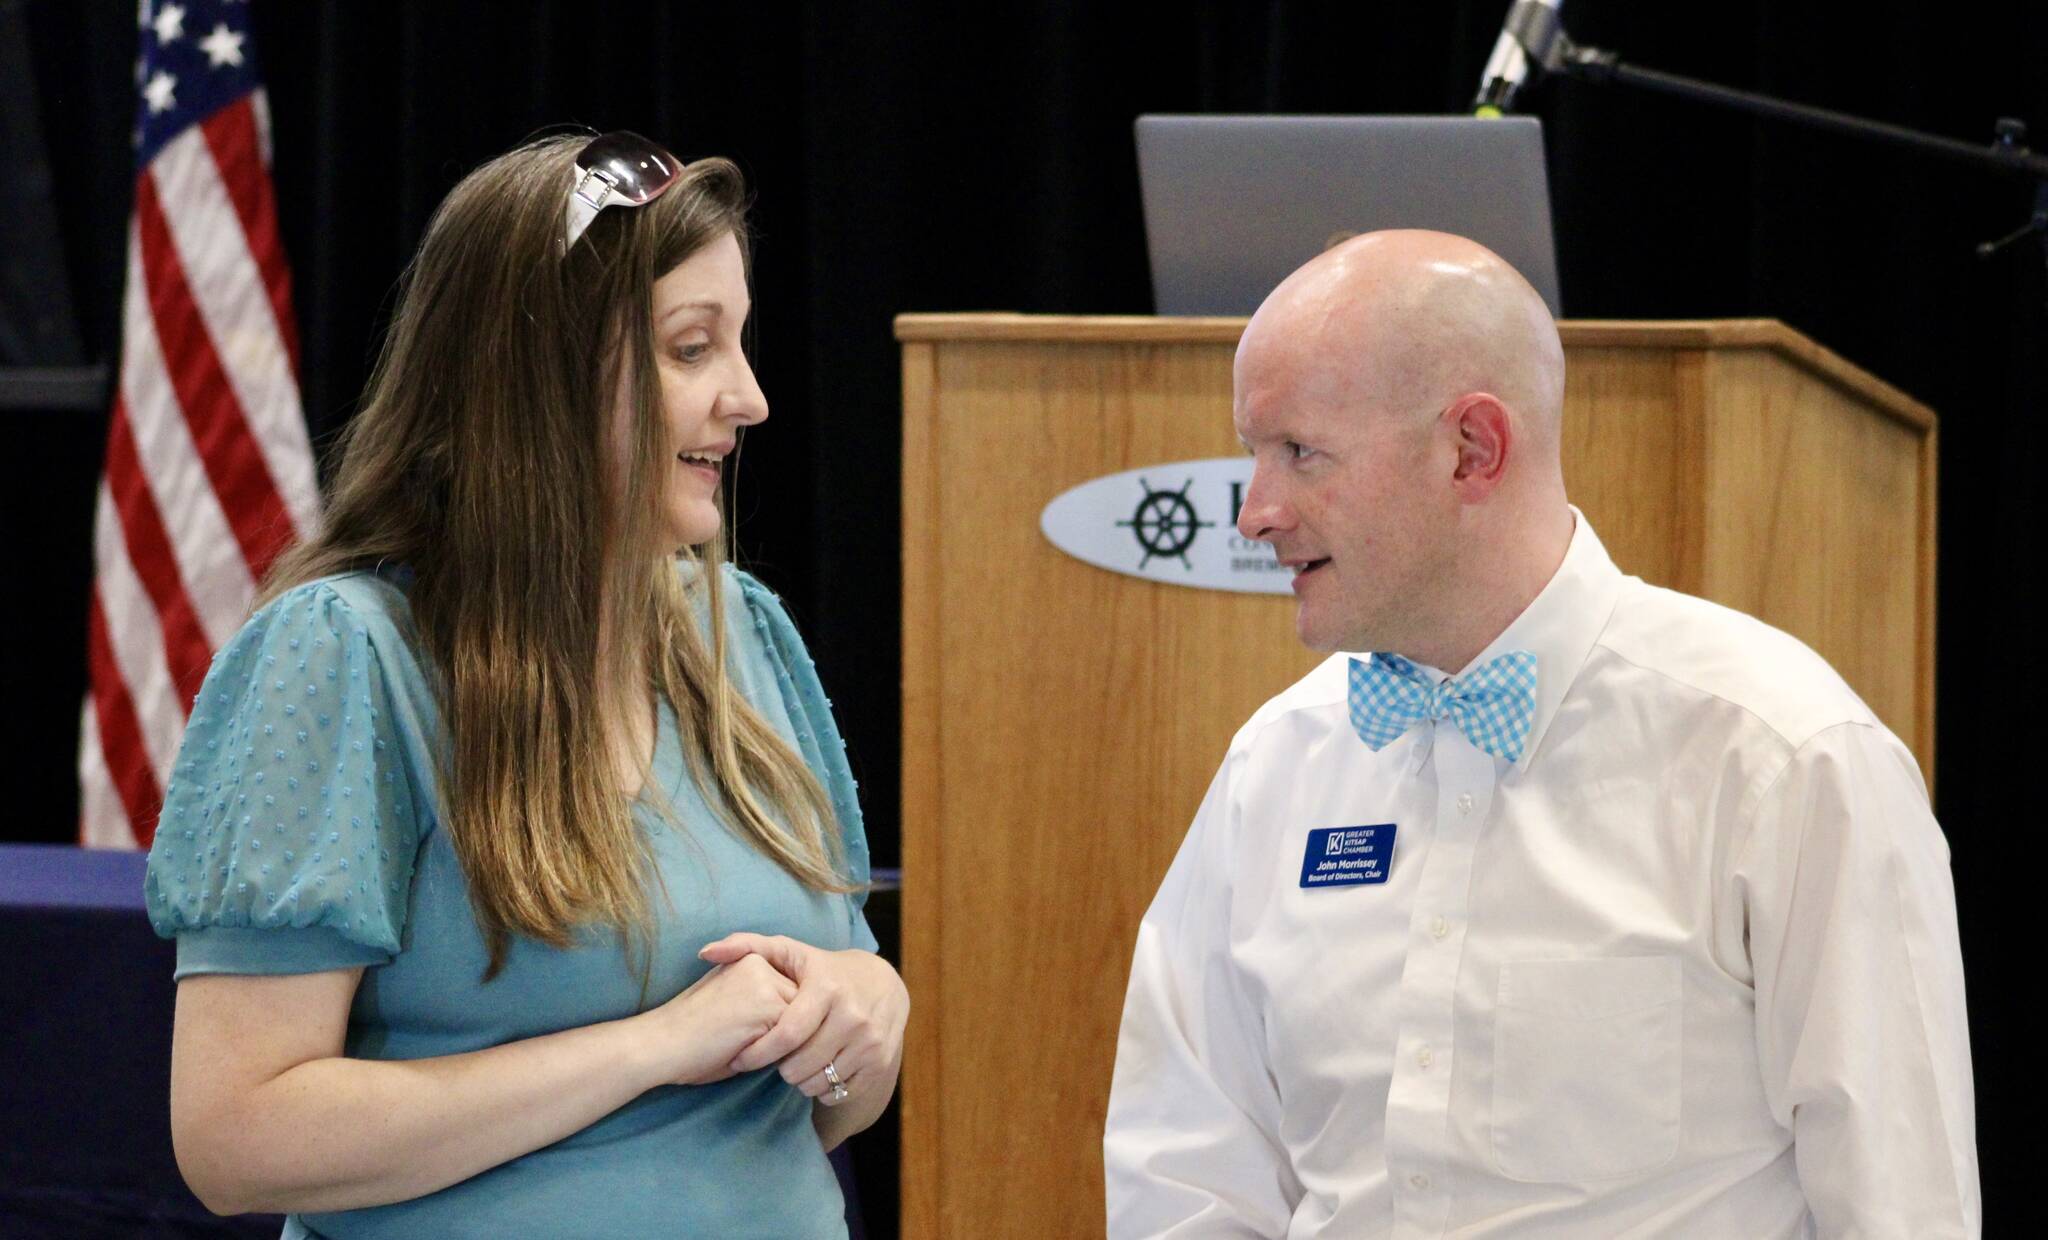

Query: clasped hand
left=647, top=933, right=907, bottom=1108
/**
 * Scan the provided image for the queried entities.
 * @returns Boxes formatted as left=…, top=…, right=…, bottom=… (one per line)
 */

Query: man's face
left=1232, top=333, right=1451, bottom=654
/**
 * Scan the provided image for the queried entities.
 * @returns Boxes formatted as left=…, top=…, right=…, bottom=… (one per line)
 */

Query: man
left=1103, top=230, right=1977, bottom=1238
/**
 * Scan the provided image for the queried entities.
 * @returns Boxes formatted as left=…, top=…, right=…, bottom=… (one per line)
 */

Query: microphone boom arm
left=1542, top=37, right=2048, bottom=278
left=1556, top=45, right=2048, bottom=184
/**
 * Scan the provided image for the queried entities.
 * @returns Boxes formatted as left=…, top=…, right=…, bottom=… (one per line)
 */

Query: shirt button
left=1456, top=792, right=1475, bottom=814
left=1417, top=1045, right=1435, bottom=1069
left=1430, top=915, right=1449, bottom=939
left=1409, top=1173, right=1431, bottom=1191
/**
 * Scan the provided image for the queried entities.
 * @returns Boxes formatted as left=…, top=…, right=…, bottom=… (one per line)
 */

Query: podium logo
left=1038, top=458, right=1291, bottom=595
left=1116, top=478, right=1214, bottom=568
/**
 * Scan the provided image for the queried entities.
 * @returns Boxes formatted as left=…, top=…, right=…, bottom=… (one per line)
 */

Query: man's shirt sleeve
left=1738, top=721, right=1979, bottom=1238
left=1105, top=751, right=1299, bottom=1239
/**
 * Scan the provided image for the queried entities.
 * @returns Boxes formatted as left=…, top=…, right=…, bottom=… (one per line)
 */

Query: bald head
left=1232, top=230, right=1577, bottom=664
left=1240, top=229, right=1565, bottom=456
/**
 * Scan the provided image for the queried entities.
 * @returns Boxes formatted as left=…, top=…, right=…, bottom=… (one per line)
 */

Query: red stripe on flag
left=200, top=97, right=301, bottom=377
left=105, top=397, right=216, bottom=708
left=134, top=171, right=297, bottom=583
left=87, top=592, right=164, bottom=846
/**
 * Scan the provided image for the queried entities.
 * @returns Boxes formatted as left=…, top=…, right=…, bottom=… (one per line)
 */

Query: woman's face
left=625, top=230, right=765, bottom=551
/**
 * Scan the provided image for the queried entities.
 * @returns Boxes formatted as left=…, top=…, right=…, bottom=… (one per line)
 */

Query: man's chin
left=1293, top=604, right=1346, bottom=655
left=1295, top=597, right=1379, bottom=655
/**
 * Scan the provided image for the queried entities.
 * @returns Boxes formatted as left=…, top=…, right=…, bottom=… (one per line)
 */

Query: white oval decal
left=1039, top=458, right=1290, bottom=594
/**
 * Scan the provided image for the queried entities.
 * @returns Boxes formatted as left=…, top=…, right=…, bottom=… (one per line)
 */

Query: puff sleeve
left=144, top=581, right=424, bottom=979
left=728, top=568, right=879, bottom=952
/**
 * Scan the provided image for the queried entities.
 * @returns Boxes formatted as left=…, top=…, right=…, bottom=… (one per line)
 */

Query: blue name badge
left=1299, top=824, right=1397, bottom=889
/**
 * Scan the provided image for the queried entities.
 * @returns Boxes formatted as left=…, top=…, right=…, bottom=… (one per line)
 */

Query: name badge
left=1299, top=824, right=1396, bottom=889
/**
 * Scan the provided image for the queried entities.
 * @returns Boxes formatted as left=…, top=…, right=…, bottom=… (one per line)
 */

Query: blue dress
left=143, top=565, right=876, bottom=1240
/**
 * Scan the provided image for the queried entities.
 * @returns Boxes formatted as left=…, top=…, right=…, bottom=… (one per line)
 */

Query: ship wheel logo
left=1116, top=477, right=1214, bottom=569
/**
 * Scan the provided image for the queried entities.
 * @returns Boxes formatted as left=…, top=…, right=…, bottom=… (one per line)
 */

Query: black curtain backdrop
left=18, top=1, right=2045, bottom=1231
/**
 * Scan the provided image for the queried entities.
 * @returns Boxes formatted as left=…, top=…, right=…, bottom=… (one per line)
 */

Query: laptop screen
left=1136, top=115, right=1562, bottom=318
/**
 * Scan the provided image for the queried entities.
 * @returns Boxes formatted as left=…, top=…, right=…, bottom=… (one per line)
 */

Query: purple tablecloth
left=0, top=842, right=278, bottom=1237
left=0, top=840, right=151, bottom=909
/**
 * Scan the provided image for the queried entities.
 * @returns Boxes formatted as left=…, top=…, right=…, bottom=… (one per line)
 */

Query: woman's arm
left=171, top=954, right=796, bottom=1216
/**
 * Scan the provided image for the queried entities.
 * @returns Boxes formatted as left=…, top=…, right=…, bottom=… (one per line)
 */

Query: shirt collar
left=1385, top=507, right=1625, bottom=771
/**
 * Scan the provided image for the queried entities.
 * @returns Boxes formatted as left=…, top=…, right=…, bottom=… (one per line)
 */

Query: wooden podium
left=895, top=315, right=1936, bottom=1238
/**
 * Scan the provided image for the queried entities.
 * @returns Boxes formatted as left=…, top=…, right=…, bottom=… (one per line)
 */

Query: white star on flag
left=143, top=70, right=178, bottom=114
left=199, top=23, right=246, bottom=67
left=152, top=2, right=185, bottom=44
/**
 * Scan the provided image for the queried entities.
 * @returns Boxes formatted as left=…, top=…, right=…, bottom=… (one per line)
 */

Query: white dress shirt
left=1105, top=514, right=1977, bottom=1239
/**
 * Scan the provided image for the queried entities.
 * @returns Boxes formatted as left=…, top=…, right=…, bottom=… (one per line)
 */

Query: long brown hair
left=264, top=134, right=852, bottom=976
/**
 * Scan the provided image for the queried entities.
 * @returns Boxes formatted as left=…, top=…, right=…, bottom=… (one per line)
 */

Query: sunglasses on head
left=561, top=131, right=683, bottom=254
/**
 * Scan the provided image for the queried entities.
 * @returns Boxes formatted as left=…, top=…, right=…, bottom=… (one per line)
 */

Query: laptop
left=1135, top=115, right=1562, bottom=317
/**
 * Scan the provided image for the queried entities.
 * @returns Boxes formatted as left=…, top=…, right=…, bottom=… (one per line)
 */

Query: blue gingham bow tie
left=1347, top=650, right=1539, bottom=762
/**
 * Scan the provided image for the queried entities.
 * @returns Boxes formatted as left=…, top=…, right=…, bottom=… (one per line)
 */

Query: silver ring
left=828, top=1083, right=850, bottom=1104
left=823, top=1061, right=842, bottom=1087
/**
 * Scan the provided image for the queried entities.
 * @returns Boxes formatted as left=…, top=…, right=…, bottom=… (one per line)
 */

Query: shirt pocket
left=1489, top=955, right=1683, bottom=1183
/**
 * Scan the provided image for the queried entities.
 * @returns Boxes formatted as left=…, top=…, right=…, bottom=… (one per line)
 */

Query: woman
left=143, top=132, right=906, bottom=1239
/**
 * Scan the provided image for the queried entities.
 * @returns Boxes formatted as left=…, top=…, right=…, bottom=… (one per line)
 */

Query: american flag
left=79, top=0, right=320, bottom=848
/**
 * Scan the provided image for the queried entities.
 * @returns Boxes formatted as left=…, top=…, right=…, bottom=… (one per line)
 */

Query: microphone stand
left=1530, top=36, right=2048, bottom=290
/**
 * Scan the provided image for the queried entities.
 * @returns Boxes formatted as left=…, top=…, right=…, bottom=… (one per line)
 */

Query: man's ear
left=1446, top=393, right=1512, bottom=501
